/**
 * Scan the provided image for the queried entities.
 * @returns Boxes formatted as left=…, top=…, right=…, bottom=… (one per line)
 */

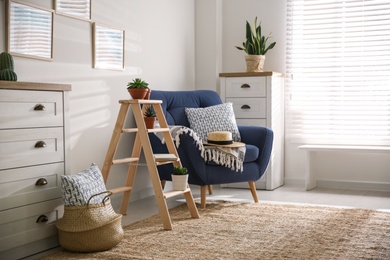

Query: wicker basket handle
left=87, top=191, right=113, bottom=206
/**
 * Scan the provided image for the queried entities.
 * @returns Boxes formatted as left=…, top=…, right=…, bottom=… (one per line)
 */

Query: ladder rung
left=112, top=157, right=139, bottom=165
left=148, top=128, right=170, bottom=133
left=154, top=154, right=179, bottom=162
left=122, top=128, right=138, bottom=133
left=119, top=99, right=163, bottom=104
left=109, top=186, right=133, bottom=194
left=164, top=187, right=191, bottom=199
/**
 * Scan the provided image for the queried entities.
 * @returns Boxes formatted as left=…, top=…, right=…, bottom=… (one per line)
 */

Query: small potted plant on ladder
left=143, top=105, right=156, bottom=129
left=171, top=166, right=188, bottom=191
left=127, top=78, right=150, bottom=99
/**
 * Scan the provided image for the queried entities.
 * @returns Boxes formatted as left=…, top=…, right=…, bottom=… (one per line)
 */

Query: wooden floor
left=119, top=184, right=390, bottom=226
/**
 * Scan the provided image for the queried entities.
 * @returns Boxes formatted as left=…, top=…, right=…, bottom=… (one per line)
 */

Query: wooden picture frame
left=6, top=0, right=54, bottom=61
left=93, top=23, right=125, bottom=70
left=55, top=0, right=91, bottom=21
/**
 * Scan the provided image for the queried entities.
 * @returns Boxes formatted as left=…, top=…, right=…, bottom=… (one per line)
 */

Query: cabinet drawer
left=225, top=77, right=266, bottom=98
left=0, top=128, right=64, bottom=170
left=0, top=199, right=62, bottom=253
left=236, top=118, right=267, bottom=127
left=0, top=89, right=63, bottom=129
left=227, top=98, right=266, bottom=118
left=0, top=163, right=63, bottom=211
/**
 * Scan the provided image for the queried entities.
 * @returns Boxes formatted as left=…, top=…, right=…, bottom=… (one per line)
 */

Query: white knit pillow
left=61, top=163, right=107, bottom=206
left=185, top=103, right=241, bottom=142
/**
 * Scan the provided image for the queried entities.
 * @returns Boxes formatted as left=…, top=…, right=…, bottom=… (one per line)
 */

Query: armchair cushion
left=185, top=102, right=241, bottom=142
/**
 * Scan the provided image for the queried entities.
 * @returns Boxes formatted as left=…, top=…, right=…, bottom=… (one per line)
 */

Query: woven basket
left=56, top=192, right=124, bottom=252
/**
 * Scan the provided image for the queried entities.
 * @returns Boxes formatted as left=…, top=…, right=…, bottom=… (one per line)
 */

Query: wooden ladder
left=101, top=99, right=199, bottom=230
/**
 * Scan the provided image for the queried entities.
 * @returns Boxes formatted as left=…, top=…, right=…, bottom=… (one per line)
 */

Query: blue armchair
left=149, top=90, right=273, bottom=208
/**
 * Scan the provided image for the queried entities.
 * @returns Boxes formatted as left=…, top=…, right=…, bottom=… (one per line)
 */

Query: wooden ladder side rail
left=131, top=102, right=174, bottom=230
left=119, top=131, right=142, bottom=215
left=153, top=103, right=199, bottom=220
left=102, top=102, right=131, bottom=183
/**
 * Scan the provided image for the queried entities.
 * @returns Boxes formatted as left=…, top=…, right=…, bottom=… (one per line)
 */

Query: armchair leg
left=161, top=180, right=166, bottom=189
left=248, top=181, right=259, bottom=203
left=208, top=185, right=213, bottom=195
left=200, top=186, right=207, bottom=208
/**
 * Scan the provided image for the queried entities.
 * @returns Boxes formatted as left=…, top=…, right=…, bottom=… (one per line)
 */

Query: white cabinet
left=219, top=72, right=284, bottom=190
left=0, top=81, right=71, bottom=259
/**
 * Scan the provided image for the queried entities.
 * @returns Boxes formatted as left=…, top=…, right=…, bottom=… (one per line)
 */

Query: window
left=286, top=0, right=390, bottom=145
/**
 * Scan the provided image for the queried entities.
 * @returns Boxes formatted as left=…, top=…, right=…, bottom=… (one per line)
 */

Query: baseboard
left=317, top=179, right=390, bottom=192
left=283, top=178, right=390, bottom=192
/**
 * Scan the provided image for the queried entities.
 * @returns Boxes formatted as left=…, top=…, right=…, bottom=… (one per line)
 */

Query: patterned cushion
left=185, top=103, right=241, bottom=142
left=61, top=163, right=107, bottom=206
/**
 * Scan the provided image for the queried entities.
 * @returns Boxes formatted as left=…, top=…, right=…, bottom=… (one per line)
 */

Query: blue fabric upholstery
left=150, top=90, right=273, bottom=187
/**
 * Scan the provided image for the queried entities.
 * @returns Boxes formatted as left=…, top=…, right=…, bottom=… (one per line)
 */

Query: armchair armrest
left=238, top=125, right=273, bottom=146
left=238, top=125, right=274, bottom=172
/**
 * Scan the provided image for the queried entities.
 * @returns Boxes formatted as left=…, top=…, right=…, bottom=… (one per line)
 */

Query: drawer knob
left=241, top=105, right=251, bottom=109
left=34, top=141, right=47, bottom=148
left=241, top=84, right=251, bottom=88
left=34, top=104, right=46, bottom=111
left=35, top=178, right=48, bottom=186
left=36, top=215, right=49, bottom=223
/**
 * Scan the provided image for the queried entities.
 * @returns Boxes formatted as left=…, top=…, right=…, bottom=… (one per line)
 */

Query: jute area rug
left=42, top=201, right=390, bottom=260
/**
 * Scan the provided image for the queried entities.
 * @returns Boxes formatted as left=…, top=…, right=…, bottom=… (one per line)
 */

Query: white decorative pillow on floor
left=185, top=103, right=241, bottom=142
left=61, top=163, right=107, bottom=206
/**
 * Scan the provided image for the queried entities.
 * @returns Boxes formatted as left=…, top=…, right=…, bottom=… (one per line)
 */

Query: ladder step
left=148, top=128, right=170, bottom=133
left=109, top=186, right=133, bottom=194
left=164, top=187, right=191, bottom=199
left=154, top=154, right=179, bottom=162
left=120, top=99, right=163, bottom=105
left=112, top=157, right=139, bottom=165
left=122, top=128, right=138, bottom=133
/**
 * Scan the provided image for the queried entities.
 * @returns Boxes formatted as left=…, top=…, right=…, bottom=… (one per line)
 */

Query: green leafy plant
left=127, top=78, right=149, bottom=89
left=235, top=17, right=276, bottom=55
left=172, top=166, right=188, bottom=175
left=143, top=105, right=156, bottom=117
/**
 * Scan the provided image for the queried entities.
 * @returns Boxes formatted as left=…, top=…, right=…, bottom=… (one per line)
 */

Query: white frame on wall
left=55, top=0, right=91, bottom=21
left=7, top=0, right=54, bottom=61
left=93, top=23, right=125, bottom=70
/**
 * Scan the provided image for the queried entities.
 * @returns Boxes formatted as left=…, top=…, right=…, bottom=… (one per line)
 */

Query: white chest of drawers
left=219, top=72, right=284, bottom=190
left=0, top=81, right=71, bottom=259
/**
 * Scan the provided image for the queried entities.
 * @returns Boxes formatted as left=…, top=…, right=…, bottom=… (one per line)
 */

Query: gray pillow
left=185, top=103, right=241, bottom=142
left=61, top=163, right=107, bottom=206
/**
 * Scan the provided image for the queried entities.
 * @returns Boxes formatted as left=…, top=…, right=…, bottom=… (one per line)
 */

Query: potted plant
left=143, top=105, right=156, bottom=129
left=171, top=166, right=188, bottom=191
left=235, top=17, right=276, bottom=72
left=127, top=78, right=149, bottom=99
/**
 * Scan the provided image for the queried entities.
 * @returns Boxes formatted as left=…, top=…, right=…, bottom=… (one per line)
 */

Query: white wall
left=0, top=0, right=195, bottom=201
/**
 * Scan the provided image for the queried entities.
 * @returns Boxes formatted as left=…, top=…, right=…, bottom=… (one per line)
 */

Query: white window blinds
left=286, top=0, right=390, bottom=145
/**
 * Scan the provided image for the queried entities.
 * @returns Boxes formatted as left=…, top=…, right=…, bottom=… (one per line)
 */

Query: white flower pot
left=171, top=174, right=188, bottom=191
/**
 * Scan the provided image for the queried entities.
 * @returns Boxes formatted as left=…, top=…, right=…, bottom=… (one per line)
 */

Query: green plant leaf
left=235, top=17, right=276, bottom=55
left=263, top=41, right=276, bottom=55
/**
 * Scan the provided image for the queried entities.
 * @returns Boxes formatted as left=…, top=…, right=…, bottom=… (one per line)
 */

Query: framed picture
left=55, top=0, right=91, bottom=21
left=7, top=0, right=54, bottom=60
left=93, top=23, right=125, bottom=70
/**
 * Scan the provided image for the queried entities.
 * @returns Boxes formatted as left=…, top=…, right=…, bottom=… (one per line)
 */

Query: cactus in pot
left=0, top=52, right=17, bottom=81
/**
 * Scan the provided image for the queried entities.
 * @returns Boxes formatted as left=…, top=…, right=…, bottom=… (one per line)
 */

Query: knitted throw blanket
left=159, top=126, right=245, bottom=172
